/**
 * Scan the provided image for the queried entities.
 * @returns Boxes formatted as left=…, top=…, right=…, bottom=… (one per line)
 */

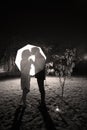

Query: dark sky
left=0, top=1, right=87, bottom=57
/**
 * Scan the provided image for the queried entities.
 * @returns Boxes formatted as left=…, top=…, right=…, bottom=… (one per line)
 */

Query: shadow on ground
left=10, top=105, right=25, bottom=130
left=38, top=103, right=57, bottom=130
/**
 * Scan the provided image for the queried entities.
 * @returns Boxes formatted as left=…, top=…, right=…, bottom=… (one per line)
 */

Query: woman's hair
left=22, top=49, right=31, bottom=59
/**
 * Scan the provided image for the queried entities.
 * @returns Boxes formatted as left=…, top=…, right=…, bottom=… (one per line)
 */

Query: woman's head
left=22, top=50, right=31, bottom=59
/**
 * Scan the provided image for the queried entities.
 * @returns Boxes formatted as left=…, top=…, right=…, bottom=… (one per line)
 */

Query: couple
left=20, top=47, right=46, bottom=107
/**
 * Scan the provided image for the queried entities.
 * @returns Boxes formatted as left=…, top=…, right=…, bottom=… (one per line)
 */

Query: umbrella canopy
left=15, top=44, right=46, bottom=76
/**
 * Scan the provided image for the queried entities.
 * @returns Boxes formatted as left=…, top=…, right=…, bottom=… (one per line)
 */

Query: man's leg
left=37, top=78, right=45, bottom=104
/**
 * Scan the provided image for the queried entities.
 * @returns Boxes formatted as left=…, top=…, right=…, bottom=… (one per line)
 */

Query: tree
left=52, top=48, right=77, bottom=97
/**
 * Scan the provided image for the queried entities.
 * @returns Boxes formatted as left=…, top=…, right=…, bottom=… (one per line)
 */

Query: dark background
left=0, top=1, right=87, bottom=60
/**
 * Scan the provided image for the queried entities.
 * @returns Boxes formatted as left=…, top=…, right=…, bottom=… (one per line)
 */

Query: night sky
left=0, top=1, right=87, bottom=58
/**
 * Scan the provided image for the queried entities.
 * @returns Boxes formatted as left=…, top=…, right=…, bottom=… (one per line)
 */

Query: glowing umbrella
left=15, top=44, right=46, bottom=76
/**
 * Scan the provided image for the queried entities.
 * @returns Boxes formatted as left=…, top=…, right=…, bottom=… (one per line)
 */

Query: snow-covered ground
left=0, top=76, right=87, bottom=130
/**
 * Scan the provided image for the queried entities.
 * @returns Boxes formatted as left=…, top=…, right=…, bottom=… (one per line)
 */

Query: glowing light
left=29, top=55, right=35, bottom=62
left=55, top=106, right=61, bottom=112
left=30, top=64, right=35, bottom=76
left=84, top=55, right=87, bottom=60
left=29, top=55, right=35, bottom=76
left=15, top=44, right=46, bottom=76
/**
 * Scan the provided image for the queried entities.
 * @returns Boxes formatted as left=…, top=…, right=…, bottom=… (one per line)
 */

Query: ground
left=0, top=76, right=87, bottom=130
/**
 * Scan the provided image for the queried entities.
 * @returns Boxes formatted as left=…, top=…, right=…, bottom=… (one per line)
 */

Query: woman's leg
left=21, top=88, right=29, bottom=106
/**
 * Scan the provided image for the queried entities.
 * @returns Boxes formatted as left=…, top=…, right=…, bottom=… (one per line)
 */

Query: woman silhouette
left=20, top=49, right=31, bottom=107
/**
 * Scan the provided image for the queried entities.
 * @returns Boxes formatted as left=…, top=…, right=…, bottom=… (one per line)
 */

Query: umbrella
left=15, top=44, right=46, bottom=76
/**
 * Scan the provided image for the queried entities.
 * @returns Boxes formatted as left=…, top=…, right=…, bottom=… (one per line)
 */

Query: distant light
left=0, top=67, right=5, bottom=72
left=83, top=55, right=87, bottom=60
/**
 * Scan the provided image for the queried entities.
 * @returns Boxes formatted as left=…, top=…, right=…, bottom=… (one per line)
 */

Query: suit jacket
left=35, top=68, right=45, bottom=80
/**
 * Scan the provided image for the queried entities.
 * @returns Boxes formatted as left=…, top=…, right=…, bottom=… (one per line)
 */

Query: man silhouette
left=31, top=47, right=46, bottom=105
left=35, top=68, right=46, bottom=105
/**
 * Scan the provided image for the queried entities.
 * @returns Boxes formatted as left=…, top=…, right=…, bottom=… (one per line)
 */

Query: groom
left=31, top=47, right=46, bottom=106
left=35, top=68, right=46, bottom=105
